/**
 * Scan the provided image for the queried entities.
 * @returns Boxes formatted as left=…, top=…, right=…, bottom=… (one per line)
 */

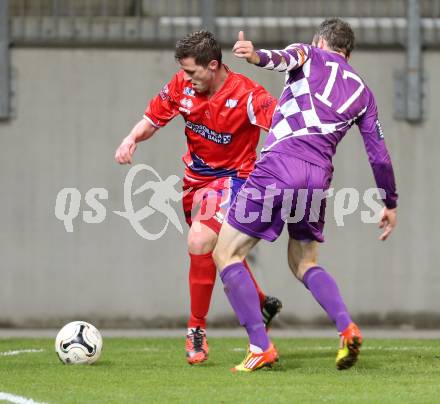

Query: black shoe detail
left=262, top=296, right=283, bottom=330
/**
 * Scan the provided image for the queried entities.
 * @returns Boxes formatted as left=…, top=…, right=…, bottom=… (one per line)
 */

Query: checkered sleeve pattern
left=256, top=44, right=310, bottom=72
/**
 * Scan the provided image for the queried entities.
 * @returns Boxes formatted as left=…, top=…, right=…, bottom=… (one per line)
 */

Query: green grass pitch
left=1, top=337, right=440, bottom=403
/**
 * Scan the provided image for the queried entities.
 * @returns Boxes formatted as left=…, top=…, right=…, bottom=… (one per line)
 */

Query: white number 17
left=314, top=61, right=365, bottom=114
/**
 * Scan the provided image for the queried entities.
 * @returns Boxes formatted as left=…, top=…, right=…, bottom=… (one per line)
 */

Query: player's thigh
left=286, top=161, right=331, bottom=244
left=213, top=221, right=259, bottom=270
left=287, top=238, right=319, bottom=281
left=187, top=221, right=218, bottom=254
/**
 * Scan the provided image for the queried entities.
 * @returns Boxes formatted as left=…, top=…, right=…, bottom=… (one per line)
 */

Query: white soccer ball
left=55, top=321, right=103, bottom=365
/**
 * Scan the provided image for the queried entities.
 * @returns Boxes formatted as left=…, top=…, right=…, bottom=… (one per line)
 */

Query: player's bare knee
left=287, top=238, right=319, bottom=281
left=288, top=262, right=301, bottom=280
left=187, top=227, right=217, bottom=255
left=212, top=245, right=239, bottom=271
left=287, top=254, right=300, bottom=279
left=212, top=245, right=226, bottom=269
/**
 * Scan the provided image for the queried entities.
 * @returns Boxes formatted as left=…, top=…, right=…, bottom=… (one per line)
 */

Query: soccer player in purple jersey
left=213, top=19, right=398, bottom=372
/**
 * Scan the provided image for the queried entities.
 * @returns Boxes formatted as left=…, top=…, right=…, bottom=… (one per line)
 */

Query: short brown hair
left=175, top=30, right=222, bottom=67
left=313, top=18, right=355, bottom=58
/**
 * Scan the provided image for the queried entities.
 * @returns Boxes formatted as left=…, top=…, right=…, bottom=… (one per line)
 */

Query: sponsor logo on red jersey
left=185, top=121, right=232, bottom=145
left=159, top=84, right=170, bottom=101
left=225, top=99, right=238, bottom=108
left=183, top=87, right=196, bottom=97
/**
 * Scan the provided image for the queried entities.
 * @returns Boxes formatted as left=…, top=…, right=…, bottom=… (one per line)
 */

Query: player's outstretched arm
left=232, top=31, right=260, bottom=64
left=379, top=207, right=397, bottom=241
left=114, top=118, right=157, bottom=164
left=240, top=40, right=309, bottom=73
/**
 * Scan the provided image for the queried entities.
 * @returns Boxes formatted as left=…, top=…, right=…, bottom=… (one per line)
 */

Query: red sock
left=243, top=259, right=266, bottom=308
left=188, top=252, right=217, bottom=329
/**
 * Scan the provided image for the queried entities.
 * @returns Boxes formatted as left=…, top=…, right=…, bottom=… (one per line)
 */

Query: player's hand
left=378, top=207, right=397, bottom=241
left=115, top=135, right=137, bottom=164
left=232, top=31, right=260, bottom=64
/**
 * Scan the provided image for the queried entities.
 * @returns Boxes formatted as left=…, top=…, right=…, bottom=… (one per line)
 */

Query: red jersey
left=143, top=66, right=276, bottom=181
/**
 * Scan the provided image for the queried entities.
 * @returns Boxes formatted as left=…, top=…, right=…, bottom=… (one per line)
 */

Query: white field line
left=141, top=348, right=160, bottom=352
left=0, top=392, right=46, bottom=404
left=0, top=349, right=44, bottom=356
left=288, top=346, right=439, bottom=351
left=138, top=345, right=439, bottom=353
left=233, top=346, right=439, bottom=352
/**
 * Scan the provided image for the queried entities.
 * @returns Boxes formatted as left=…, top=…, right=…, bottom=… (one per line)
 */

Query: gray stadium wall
left=0, top=48, right=439, bottom=328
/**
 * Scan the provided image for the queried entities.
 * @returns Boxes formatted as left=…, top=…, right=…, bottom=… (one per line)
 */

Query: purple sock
left=220, top=262, right=269, bottom=351
left=303, top=266, right=352, bottom=333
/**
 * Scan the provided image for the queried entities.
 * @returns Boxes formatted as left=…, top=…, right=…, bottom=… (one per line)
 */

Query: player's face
left=179, top=57, right=215, bottom=93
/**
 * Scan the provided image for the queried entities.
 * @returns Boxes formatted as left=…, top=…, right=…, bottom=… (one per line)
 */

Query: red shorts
left=182, top=175, right=246, bottom=234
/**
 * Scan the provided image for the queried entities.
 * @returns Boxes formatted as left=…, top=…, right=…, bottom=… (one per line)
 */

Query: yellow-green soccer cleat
left=336, top=322, right=363, bottom=370
left=231, top=343, right=278, bottom=373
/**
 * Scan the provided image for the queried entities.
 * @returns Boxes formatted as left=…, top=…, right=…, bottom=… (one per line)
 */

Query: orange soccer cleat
left=186, top=327, right=209, bottom=365
left=336, top=322, right=363, bottom=370
left=231, top=343, right=278, bottom=373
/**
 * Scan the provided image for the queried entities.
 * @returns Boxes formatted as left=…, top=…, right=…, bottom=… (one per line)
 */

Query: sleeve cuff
left=384, top=199, right=397, bottom=209
left=143, top=114, right=160, bottom=128
left=255, top=50, right=270, bottom=67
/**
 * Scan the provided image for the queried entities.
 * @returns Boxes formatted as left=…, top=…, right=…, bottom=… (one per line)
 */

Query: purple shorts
left=226, top=153, right=332, bottom=242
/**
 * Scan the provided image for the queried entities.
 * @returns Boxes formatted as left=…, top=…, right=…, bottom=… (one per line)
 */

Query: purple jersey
left=255, top=44, right=397, bottom=209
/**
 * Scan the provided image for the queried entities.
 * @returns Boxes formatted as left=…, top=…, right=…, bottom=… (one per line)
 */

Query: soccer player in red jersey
left=115, top=31, right=282, bottom=365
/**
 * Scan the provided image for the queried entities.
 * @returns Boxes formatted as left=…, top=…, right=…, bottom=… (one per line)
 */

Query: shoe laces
left=188, top=327, right=205, bottom=352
